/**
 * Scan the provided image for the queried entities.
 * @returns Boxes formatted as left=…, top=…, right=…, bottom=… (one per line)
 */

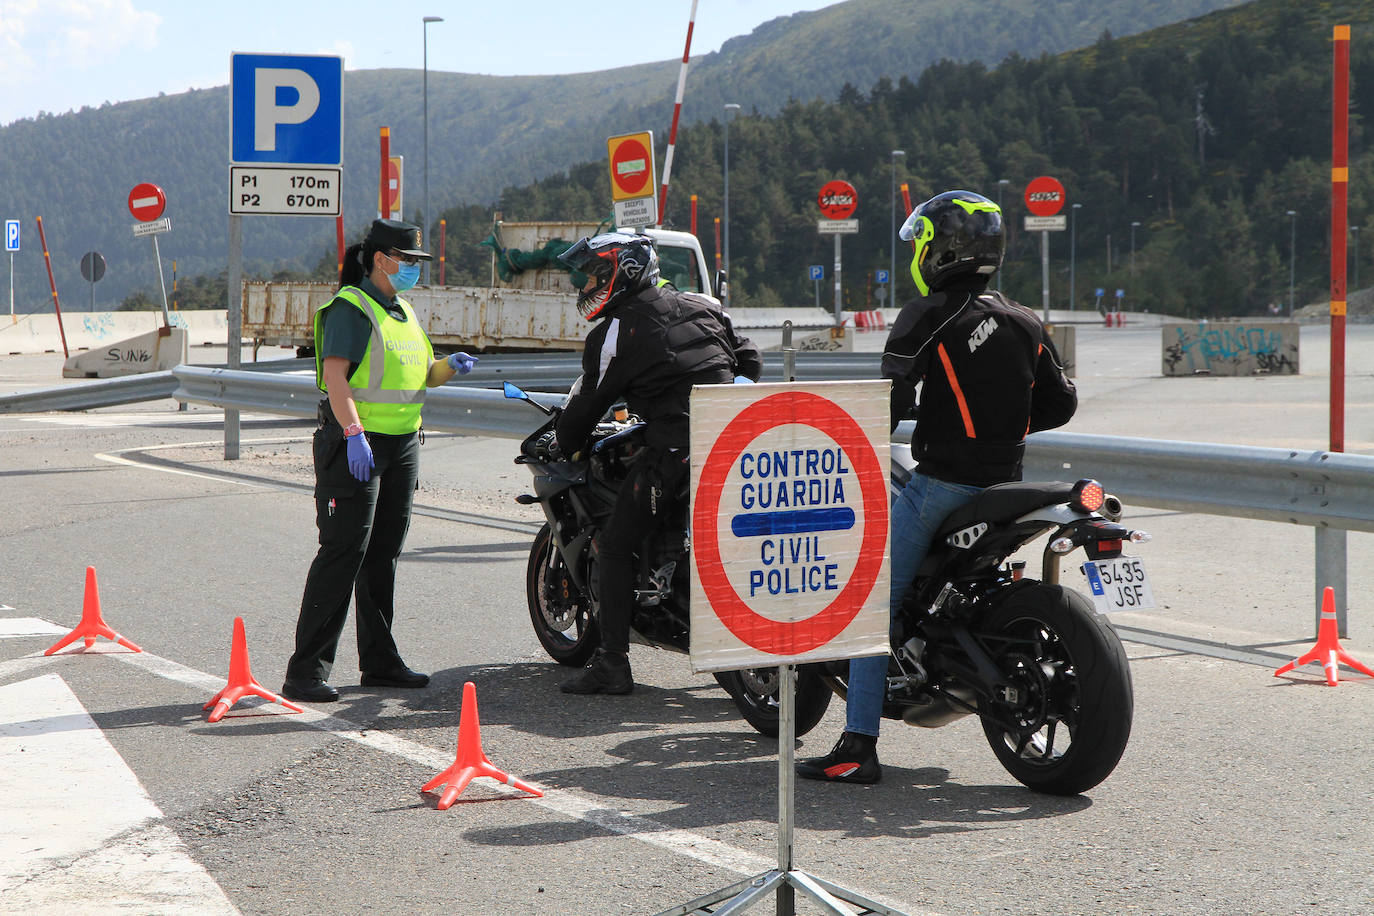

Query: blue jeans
left=844, top=471, right=982, bottom=737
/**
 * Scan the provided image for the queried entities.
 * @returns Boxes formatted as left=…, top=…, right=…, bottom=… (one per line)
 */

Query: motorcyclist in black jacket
left=553, top=232, right=762, bottom=694
left=797, top=189, right=1077, bottom=783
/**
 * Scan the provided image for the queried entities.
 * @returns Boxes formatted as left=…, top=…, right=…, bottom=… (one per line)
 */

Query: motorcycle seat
left=934, top=480, right=1076, bottom=537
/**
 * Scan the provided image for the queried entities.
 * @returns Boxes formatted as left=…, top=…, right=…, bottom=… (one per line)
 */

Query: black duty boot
left=560, top=649, right=634, bottom=695
left=796, top=731, right=882, bottom=784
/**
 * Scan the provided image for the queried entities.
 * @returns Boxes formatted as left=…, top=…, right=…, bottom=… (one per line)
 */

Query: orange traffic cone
left=44, top=567, right=143, bottom=655
left=204, top=617, right=303, bottom=722
left=1274, top=588, right=1374, bottom=686
left=422, top=681, right=543, bottom=809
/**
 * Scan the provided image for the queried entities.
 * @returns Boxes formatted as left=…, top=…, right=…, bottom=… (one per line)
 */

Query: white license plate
left=1081, top=556, right=1155, bottom=613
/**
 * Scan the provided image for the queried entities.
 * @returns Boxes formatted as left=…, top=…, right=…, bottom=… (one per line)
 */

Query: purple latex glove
left=346, top=431, right=374, bottom=482
left=447, top=351, right=478, bottom=374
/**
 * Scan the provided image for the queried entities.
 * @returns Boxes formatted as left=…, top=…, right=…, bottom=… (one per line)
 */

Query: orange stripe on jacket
left=937, top=342, right=976, bottom=438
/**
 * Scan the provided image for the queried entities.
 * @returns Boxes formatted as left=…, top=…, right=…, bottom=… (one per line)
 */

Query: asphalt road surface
left=2, top=324, right=1372, bottom=915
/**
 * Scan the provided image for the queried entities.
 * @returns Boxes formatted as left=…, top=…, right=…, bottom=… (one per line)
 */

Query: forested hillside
left=437, top=0, right=1374, bottom=317
left=0, top=0, right=1242, bottom=311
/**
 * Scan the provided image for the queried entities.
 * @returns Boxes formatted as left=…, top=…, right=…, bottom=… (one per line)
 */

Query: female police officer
left=282, top=218, right=478, bottom=703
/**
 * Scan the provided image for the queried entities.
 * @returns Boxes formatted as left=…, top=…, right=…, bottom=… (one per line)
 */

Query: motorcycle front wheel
left=714, top=666, right=832, bottom=739
left=977, top=582, right=1133, bottom=795
left=526, top=523, right=599, bottom=667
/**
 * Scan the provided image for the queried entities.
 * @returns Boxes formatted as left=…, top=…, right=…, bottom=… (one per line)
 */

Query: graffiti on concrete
left=1162, top=322, right=1299, bottom=376
left=81, top=313, right=116, bottom=339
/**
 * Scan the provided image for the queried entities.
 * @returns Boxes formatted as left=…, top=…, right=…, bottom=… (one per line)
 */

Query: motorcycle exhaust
left=901, top=685, right=978, bottom=728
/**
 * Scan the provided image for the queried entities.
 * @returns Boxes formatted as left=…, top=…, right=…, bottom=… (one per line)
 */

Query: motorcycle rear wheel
left=526, top=523, right=599, bottom=667
left=713, top=667, right=832, bottom=739
left=978, top=583, right=1133, bottom=795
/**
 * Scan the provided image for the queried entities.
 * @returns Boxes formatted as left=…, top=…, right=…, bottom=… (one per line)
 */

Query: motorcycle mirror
left=503, top=382, right=527, bottom=400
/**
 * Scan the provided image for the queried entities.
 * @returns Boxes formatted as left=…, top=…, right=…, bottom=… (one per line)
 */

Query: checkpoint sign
left=689, top=381, right=891, bottom=673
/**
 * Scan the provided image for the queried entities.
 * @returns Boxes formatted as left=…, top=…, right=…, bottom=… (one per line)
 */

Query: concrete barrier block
left=62, top=327, right=188, bottom=378
left=1162, top=320, right=1299, bottom=376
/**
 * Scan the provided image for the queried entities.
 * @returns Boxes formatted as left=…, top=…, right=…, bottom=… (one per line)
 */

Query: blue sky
left=0, top=0, right=841, bottom=125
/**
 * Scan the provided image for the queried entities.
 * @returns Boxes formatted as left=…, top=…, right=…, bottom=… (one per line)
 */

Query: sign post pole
left=151, top=235, right=172, bottom=327
left=1041, top=230, right=1050, bottom=322
left=833, top=235, right=843, bottom=324
left=226, top=213, right=243, bottom=460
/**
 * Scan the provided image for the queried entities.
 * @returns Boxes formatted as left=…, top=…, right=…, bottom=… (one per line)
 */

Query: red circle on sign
left=817, top=180, right=858, bottom=220
left=1024, top=176, right=1065, bottom=217
left=611, top=139, right=651, bottom=196
left=692, top=391, right=889, bottom=656
left=128, top=183, right=166, bottom=222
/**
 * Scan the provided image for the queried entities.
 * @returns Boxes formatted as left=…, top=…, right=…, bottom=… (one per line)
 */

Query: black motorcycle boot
left=796, top=731, right=882, bottom=784
left=560, top=649, right=634, bottom=695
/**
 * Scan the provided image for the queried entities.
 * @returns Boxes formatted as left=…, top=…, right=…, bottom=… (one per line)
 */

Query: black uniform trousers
left=596, top=447, right=689, bottom=654
left=287, top=418, right=419, bottom=682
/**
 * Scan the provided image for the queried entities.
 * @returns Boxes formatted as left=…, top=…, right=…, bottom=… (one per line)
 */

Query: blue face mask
left=391, top=261, right=421, bottom=292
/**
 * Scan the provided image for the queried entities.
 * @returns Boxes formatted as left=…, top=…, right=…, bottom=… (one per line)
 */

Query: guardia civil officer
left=797, top=190, right=1077, bottom=782
left=282, top=218, right=478, bottom=703
left=552, top=233, right=761, bottom=694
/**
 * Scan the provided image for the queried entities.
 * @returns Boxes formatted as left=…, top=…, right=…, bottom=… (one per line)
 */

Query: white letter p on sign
left=254, top=68, right=321, bottom=152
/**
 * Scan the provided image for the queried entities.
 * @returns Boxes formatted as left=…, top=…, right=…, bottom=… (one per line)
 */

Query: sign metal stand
left=656, top=323, right=908, bottom=916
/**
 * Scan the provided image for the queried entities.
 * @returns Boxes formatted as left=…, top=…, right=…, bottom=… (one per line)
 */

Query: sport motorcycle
left=505, top=382, right=834, bottom=737
left=816, top=440, right=1147, bottom=794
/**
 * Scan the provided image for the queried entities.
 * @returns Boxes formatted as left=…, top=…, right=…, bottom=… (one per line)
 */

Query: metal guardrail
left=0, top=357, right=313, bottom=415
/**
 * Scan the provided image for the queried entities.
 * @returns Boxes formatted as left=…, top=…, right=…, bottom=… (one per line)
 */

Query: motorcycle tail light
left=1096, top=538, right=1123, bottom=554
left=1069, top=478, right=1105, bottom=513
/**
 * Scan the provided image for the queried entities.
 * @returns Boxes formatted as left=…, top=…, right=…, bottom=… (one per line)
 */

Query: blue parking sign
left=1115, top=289, right=1125, bottom=298
left=876, top=269, right=889, bottom=284
left=808, top=264, right=824, bottom=281
left=231, top=53, right=343, bottom=165
left=4, top=220, right=18, bottom=252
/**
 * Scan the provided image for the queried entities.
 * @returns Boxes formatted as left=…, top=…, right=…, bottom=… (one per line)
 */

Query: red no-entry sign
left=608, top=134, right=653, bottom=200
left=817, top=180, right=858, bottom=220
left=128, top=183, right=166, bottom=222
left=1024, top=176, right=1065, bottom=216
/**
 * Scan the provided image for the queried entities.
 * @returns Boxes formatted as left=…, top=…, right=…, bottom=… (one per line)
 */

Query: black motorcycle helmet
left=899, top=190, right=1004, bottom=296
left=557, top=232, right=660, bottom=320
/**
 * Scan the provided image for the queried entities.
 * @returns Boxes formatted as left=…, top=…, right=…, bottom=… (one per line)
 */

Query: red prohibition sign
left=128, top=182, right=166, bottom=222
left=611, top=138, right=651, bottom=196
left=693, top=391, right=888, bottom=655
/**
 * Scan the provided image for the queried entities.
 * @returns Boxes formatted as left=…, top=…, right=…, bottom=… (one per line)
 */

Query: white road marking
left=94, top=436, right=305, bottom=487
left=0, top=674, right=239, bottom=914
left=8, top=618, right=926, bottom=914
left=0, top=617, right=65, bottom=637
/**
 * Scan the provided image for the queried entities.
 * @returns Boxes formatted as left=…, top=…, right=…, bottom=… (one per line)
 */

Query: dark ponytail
left=339, top=242, right=377, bottom=287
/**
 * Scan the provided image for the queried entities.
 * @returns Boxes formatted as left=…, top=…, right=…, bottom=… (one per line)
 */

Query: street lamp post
left=1069, top=202, right=1082, bottom=311
left=422, top=15, right=443, bottom=286
left=996, top=178, right=1010, bottom=290
left=723, top=103, right=740, bottom=309
left=1287, top=209, right=1297, bottom=317
left=1129, top=220, right=1140, bottom=277
left=890, top=149, right=905, bottom=305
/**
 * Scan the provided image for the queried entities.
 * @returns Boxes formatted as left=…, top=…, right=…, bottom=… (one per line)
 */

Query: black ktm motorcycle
left=507, top=381, right=1143, bottom=793
left=505, top=382, right=834, bottom=737
left=817, top=443, right=1145, bottom=795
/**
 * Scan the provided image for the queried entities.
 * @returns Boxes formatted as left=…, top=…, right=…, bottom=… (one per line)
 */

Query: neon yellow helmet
left=898, top=190, right=1004, bottom=296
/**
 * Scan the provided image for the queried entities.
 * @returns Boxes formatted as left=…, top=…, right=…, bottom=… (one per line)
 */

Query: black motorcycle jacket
left=881, top=276, right=1076, bottom=486
left=557, top=285, right=762, bottom=452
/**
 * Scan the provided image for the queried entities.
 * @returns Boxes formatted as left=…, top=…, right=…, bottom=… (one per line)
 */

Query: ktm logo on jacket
left=968, top=316, right=998, bottom=353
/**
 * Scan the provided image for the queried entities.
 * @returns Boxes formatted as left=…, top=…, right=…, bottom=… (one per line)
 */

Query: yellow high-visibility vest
left=313, top=286, right=433, bottom=434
